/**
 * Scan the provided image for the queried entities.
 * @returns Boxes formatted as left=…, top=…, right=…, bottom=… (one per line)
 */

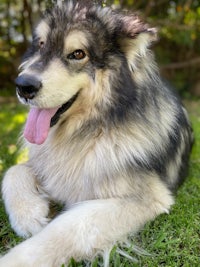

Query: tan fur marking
left=64, top=30, right=89, bottom=55
left=35, top=21, right=50, bottom=43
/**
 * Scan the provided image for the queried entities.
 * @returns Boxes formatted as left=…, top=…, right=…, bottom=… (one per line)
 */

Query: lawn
left=0, top=99, right=199, bottom=267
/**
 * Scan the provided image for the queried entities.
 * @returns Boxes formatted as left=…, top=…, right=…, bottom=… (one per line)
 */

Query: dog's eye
left=67, top=50, right=86, bottom=60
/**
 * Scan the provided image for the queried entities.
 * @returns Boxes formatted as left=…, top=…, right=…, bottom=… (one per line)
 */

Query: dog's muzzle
left=15, top=75, right=42, bottom=100
left=15, top=73, right=80, bottom=129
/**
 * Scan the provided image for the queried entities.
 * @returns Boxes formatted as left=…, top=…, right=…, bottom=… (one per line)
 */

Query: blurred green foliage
left=0, top=0, right=200, bottom=95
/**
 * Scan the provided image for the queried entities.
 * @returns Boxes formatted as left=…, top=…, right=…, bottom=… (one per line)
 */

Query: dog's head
left=16, top=0, right=157, bottom=145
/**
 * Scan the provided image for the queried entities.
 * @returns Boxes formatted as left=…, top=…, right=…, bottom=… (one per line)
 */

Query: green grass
left=0, top=100, right=199, bottom=266
left=0, top=102, right=27, bottom=253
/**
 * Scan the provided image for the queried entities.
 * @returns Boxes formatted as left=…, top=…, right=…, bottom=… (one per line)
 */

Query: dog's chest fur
left=27, top=124, right=136, bottom=205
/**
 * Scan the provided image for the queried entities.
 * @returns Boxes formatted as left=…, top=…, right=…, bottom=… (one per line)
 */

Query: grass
left=0, top=99, right=199, bottom=266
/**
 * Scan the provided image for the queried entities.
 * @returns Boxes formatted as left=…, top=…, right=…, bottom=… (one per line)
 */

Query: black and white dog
left=1, top=1, right=193, bottom=266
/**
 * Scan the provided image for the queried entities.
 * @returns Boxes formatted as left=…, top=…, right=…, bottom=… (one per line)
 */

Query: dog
left=0, top=0, right=193, bottom=266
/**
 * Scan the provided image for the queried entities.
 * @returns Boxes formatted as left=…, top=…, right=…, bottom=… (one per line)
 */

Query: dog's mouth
left=50, top=93, right=79, bottom=128
left=24, top=93, right=79, bottom=145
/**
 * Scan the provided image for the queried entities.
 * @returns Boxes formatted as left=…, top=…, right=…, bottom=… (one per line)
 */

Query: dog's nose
left=15, top=75, right=42, bottom=100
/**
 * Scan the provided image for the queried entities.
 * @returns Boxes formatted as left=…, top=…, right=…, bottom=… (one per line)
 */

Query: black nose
left=15, top=75, right=42, bottom=100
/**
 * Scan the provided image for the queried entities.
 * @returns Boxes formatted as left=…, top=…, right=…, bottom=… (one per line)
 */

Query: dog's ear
left=118, top=14, right=157, bottom=39
left=117, top=13, right=157, bottom=70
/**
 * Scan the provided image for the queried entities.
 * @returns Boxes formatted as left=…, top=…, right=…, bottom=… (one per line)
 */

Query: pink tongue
left=24, top=107, right=59, bottom=145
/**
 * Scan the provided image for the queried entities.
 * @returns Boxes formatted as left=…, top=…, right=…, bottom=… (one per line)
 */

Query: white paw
left=8, top=196, right=49, bottom=238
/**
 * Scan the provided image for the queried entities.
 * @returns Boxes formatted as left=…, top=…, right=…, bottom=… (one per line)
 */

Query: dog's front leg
left=2, top=164, right=49, bottom=237
left=0, top=195, right=173, bottom=267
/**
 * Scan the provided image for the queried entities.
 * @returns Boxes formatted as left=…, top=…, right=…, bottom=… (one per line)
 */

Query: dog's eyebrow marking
left=35, top=21, right=50, bottom=42
left=64, top=31, right=89, bottom=54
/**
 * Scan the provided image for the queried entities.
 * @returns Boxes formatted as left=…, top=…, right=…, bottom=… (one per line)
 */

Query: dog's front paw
left=8, top=196, right=49, bottom=238
left=0, top=241, right=40, bottom=267
left=2, top=164, right=50, bottom=237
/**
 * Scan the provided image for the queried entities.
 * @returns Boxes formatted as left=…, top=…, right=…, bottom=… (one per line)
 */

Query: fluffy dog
left=0, top=0, right=193, bottom=266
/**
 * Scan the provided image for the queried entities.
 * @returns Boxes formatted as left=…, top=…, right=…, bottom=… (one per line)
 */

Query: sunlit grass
left=0, top=103, right=28, bottom=179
